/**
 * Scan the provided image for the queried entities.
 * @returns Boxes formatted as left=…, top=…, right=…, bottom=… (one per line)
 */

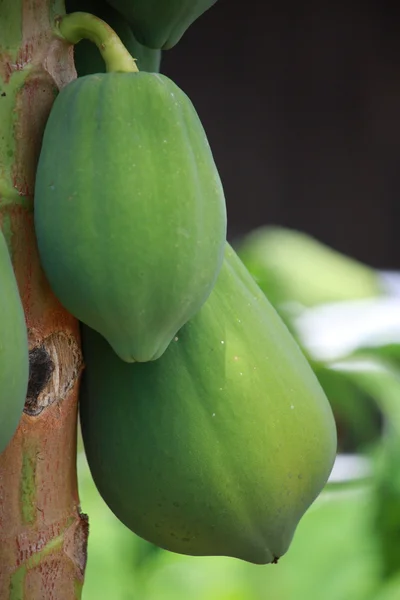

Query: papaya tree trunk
left=0, top=1, right=87, bottom=598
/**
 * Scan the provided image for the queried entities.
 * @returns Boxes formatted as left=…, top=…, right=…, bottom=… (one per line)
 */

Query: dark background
left=161, top=0, right=400, bottom=269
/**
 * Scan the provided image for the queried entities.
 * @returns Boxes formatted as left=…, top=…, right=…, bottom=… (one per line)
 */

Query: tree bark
left=0, top=1, right=87, bottom=598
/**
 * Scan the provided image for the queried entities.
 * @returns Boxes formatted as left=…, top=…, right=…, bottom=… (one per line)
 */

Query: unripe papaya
left=34, top=71, right=227, bottom=363
left=80, top=244, right=337, bottom=564
left=107, top=0, right=218, bottom=49
left=65, top=0, right=161, bottom=74
left=238, top=226, right=382, bottom=309
left=0, top=229, right=29, bottom=454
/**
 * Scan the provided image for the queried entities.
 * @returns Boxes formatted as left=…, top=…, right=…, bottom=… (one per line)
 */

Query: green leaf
left=324, top=356, right=400, bottom=579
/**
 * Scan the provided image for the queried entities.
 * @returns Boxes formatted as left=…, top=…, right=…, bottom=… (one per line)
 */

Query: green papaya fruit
left=238, top=226, right=382, bottom=309
left=0, top=228, right=29, bottom=454
left=80, top=243, right=337, bottom=564
left=34, top=71, right=227, bottom=363
left=65, top=0, right=161, bottom=74
left=106, top=0, right=218, bottom=49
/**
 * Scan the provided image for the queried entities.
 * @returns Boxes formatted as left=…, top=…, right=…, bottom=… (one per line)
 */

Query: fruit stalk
left=0, top=1, right=87, bottom=598
left=56, top=11, right=139, bottom=72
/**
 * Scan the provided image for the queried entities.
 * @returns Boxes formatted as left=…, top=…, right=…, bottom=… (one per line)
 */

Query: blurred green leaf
left=352, top=343, right=400, bottom=370
left=373, top=573, right=400, bottom=600
left=325, top=356, right=400, bottom=434
left=315, top=364, right=382, bottom=452
left=323, top=356, right=400, bottom=579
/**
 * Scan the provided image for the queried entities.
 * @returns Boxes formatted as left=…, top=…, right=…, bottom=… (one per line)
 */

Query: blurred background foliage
left=78, top=226, right=400, bottom=599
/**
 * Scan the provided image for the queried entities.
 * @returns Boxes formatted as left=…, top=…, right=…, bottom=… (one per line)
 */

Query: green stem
left=56, top=12, right=139, bottom=73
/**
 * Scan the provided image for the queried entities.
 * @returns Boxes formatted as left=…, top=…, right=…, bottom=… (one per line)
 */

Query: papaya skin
left=79, top=244, right=337, bottom=564
left=107, top=0, right=218, bottom=49
left=65, top=0, right=162, bottom=74
left=34, top=71, right=227, bottom=363
left=0, top=229, right=29, bottom=455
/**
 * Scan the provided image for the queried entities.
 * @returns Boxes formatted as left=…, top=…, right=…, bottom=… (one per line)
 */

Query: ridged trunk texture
left=0, top=1, right=87, bottom=598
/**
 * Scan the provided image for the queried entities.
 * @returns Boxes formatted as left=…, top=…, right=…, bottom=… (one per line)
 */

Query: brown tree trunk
left=0, top=2, right=87, bottom=598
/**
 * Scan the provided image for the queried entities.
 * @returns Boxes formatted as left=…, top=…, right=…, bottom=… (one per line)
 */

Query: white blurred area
left=292, top=272, right=400, bottom=362
left=328, top=454, right=372, bottom=484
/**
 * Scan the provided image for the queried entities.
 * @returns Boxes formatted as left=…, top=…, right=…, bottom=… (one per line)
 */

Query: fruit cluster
left=0, top=0, right=337, bottom=565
